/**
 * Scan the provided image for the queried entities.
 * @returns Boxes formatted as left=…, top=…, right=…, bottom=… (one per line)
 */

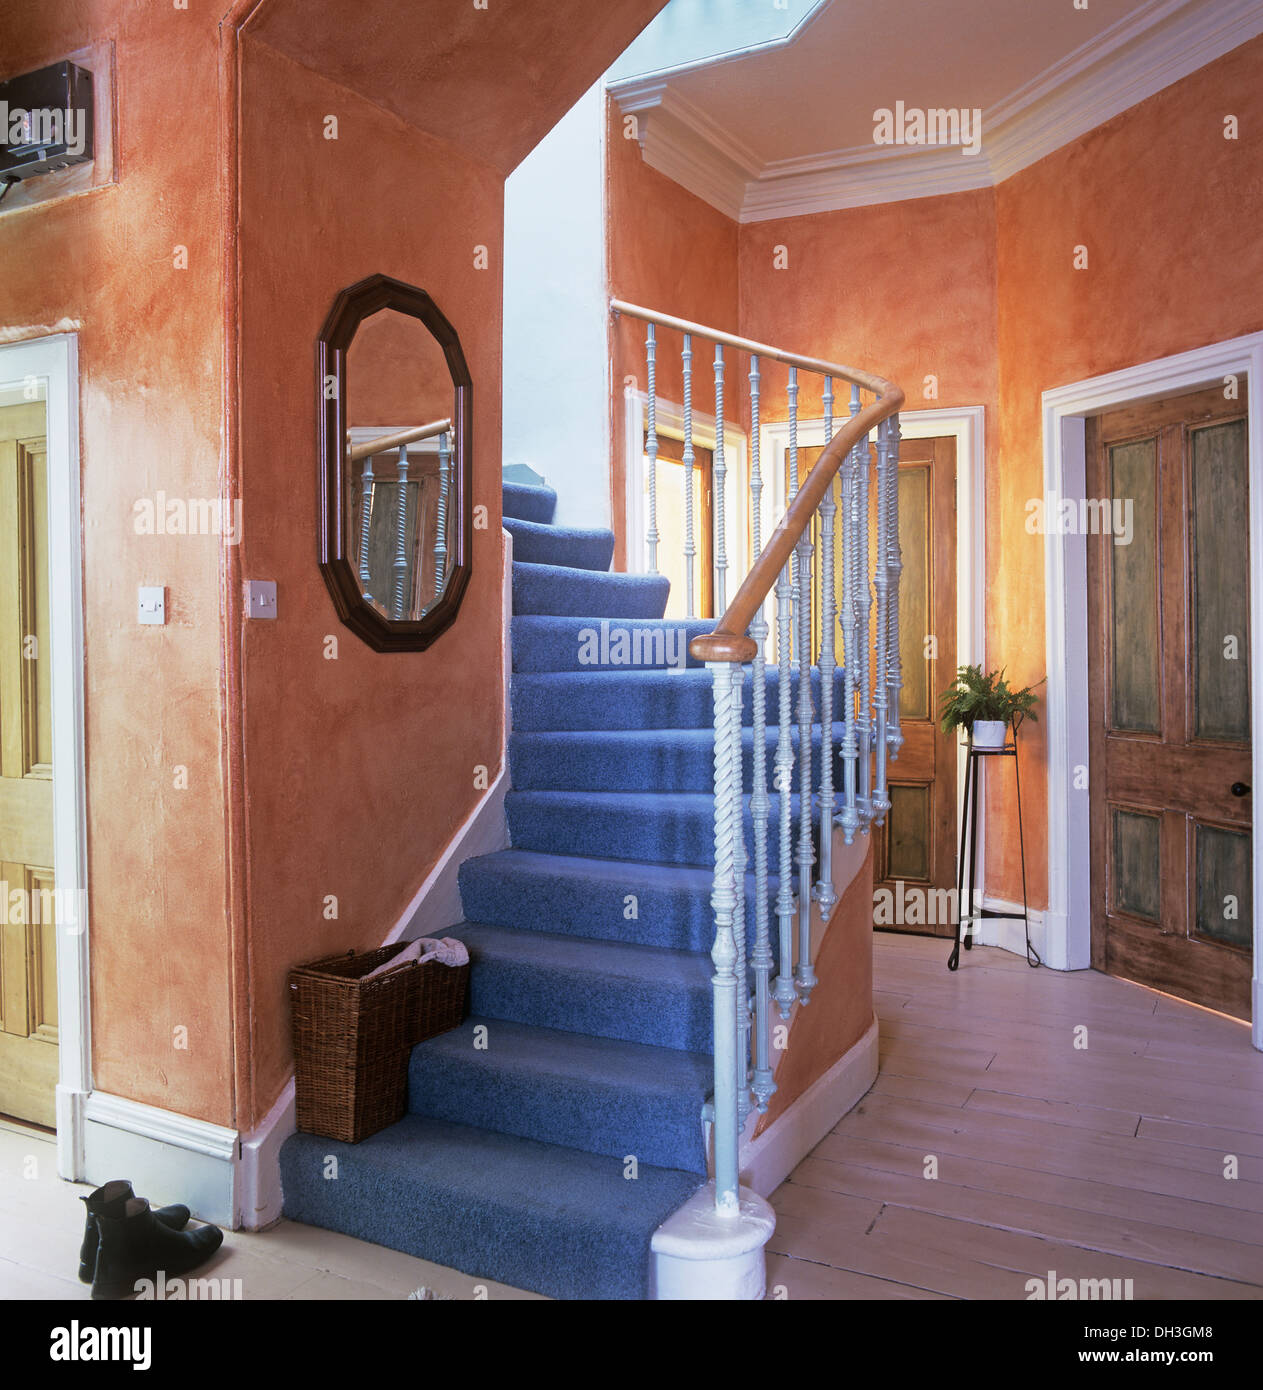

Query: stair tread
left=449, top=919, right=712, bottom=987
left=280, top=1117, right=703, bottom=1300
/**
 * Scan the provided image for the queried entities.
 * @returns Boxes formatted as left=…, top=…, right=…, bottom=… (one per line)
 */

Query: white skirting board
left=974, top=897, right=1050, bottom=964
left=738, top=1014, right=879, bottom=1199
left=82, top=1093, right=238, bottom=1228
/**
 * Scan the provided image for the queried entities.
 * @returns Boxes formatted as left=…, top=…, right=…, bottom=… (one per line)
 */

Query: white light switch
left=138, top=586, right=166, bottom=625
left=245, top=580, right=277, bottom=620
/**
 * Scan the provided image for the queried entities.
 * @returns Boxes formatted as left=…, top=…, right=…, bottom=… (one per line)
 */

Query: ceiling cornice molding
left=984, top=0, right=1263, bottom=181
left=608, top=0, right=1263, bottom=224
left=617, top=80, right=761, bottom=220
left=743, top=143, right=997, bottom=221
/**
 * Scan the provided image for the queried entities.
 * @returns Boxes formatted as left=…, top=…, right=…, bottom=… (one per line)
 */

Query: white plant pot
left=971, top=719, right=1008, bottom=749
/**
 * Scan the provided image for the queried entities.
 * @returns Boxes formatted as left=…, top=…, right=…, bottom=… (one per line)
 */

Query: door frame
left=0, top=335, right=90, bottom=1166
left=764, top=406, right=988, bottom=916
left=1042, top=333, right=1263, bottom=1049
left=622, top=387, right=751, bottom=598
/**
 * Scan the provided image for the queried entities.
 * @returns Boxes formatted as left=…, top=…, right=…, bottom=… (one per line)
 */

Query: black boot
left=91, top=1197, right=223, bottom=1300
left=79, top=1180, right=191, bottom=1283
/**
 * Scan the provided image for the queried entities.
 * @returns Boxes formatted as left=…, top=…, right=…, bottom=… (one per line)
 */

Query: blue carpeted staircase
left=280, top=477, right=841, bottom=1299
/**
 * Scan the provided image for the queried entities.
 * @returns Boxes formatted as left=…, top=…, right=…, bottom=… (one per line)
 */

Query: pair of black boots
left=79, top=1180, right=224, bottom=1299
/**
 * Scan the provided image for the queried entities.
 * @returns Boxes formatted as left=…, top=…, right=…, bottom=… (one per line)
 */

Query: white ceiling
left=609, top=0, right=1263, bottom=220
left=668, top=0, right=1140, bottom=162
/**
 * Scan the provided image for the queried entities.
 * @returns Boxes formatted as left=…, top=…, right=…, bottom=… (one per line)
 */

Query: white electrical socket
left=245, top=580, right=277, bottom=620
left=138, top=586, right=166, bottom=625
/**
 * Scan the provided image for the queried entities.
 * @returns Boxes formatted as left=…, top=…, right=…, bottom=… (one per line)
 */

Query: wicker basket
left=289, top=943, right=470, bottom=1144
left=409, top=957, right=471, bottom=1045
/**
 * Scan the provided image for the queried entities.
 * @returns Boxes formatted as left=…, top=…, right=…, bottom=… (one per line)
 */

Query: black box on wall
left=0, top=61, right=94, bottom=181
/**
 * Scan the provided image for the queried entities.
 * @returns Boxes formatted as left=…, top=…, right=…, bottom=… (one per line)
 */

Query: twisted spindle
left=391, top=443, right=411, bottom=620
left=747, top=356, right=776, bottom=1111
left=814, top=379, right=838, bottom=925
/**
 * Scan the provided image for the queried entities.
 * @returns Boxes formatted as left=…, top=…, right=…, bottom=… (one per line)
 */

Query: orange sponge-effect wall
left=608, top=34, right=1263, bottom=912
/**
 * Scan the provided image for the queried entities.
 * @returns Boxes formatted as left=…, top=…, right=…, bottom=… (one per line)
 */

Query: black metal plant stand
left=947, top=719, right=1041, bottom=972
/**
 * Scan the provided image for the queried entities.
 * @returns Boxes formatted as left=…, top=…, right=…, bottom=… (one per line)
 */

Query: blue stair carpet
left=282, top=477, right=844, bottom=1299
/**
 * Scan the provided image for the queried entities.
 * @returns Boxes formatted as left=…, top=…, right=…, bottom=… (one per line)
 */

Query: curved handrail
left=610, top=300, right=904, bottom=664
left=346, top=417, right=452, bottom=464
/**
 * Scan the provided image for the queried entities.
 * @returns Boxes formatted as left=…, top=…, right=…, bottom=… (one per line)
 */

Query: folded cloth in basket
left=361, top=936, right=469, bottom=981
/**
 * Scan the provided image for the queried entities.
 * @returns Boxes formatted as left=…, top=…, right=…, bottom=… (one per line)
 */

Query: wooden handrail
left=610, top=300, right=904, bottom=663
left=346, top=418, right=452, bottom=465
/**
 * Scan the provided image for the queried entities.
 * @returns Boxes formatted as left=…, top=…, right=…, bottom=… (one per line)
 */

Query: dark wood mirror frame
left=317, top=273, right=473, bottom=652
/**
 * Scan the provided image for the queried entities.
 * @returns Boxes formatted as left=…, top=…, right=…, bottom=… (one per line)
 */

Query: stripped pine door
left=795, top=436, right=958, bottom=934
left=1086, top=384, right=1253, bottom=1018
left=0, top=400, right=57, bottom=1126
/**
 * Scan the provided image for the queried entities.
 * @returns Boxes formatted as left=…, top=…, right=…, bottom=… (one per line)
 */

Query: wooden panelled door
left=1087, top=384, right=1253, bottom=1018
left=0, top=399, right=58, bottom=1126
left=797, top=436, right=958, bottom=935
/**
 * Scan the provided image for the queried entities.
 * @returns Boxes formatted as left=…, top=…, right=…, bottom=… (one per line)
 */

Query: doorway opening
left=0, top=335, right=89, bottom=1169
left=1042, top=333, right=1263, bottom=1049
left=1086, top=382, right=1252, bottom=1018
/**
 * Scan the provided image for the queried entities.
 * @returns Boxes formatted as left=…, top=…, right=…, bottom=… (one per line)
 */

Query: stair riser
left=513, top=564, right=671, bottom=620
left=512, top=616, right=715, bottom=672
left=512, top=668, right=848, bottom=732
left=457, top=955, right=712, bottom=1054
left=280, top=1121, right=701, bottom=1300
left=458, top=856, right=781, bottom=953
left=502, top=481, right=557, bottom=524
left=504, top=521, right=615, bottom=572
left=407, top=1031, right=707, bottom=1175
left=506, top=794, right=820, bottom=870
left=510, top=728, right=845, bottom=793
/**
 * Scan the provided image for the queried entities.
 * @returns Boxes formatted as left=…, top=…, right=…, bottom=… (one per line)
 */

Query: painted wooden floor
left=768, top=931, right=1263, bottom=1301
left=4, top=932, right=1262, bottom=1301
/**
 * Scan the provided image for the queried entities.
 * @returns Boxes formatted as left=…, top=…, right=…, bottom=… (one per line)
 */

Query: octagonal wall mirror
left=318, top=274, right=473, bottom=651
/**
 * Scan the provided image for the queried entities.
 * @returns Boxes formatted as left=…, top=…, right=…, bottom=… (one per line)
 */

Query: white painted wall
left=502, top=82, right=611, bottom=531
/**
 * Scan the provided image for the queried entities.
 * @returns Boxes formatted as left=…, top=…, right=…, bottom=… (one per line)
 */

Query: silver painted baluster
left=886, top=414, right=905, bottom=760
left=772, top=514, right=797, bottom=1017
left=391, top=443, right=411, bottom=621
left=747, top=356, right=776, bottom=1111
left=357, top=452, right=376, bottom=606
left=791, top=372, right=817, bottom=1003
left=814, top=379, right=838, bottom=928
left=434, top=430, right=451, bottom=599
left=872, top=414, right=892, bottom=825
left=838, top=392, right=859, bottom=845
left=708, top=659, right=743, bottom=1216
left=855, top=389, right=874, bottom=830
left=734, top=785, right=750, bottom=1129
left=839, top=444, right=855, bottom=839
left=713, top=345, right=727, bottom=615
left=645, top=325, right=660, bottom=574
left=682, top=334, right=696, bottom=618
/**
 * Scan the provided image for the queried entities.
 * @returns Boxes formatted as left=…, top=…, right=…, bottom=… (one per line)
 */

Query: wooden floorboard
left=773, top=932, right=1263, bottom=1300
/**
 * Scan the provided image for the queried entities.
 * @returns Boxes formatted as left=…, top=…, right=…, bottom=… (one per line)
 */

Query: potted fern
left=939, top=665, right=1043, bottom=750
